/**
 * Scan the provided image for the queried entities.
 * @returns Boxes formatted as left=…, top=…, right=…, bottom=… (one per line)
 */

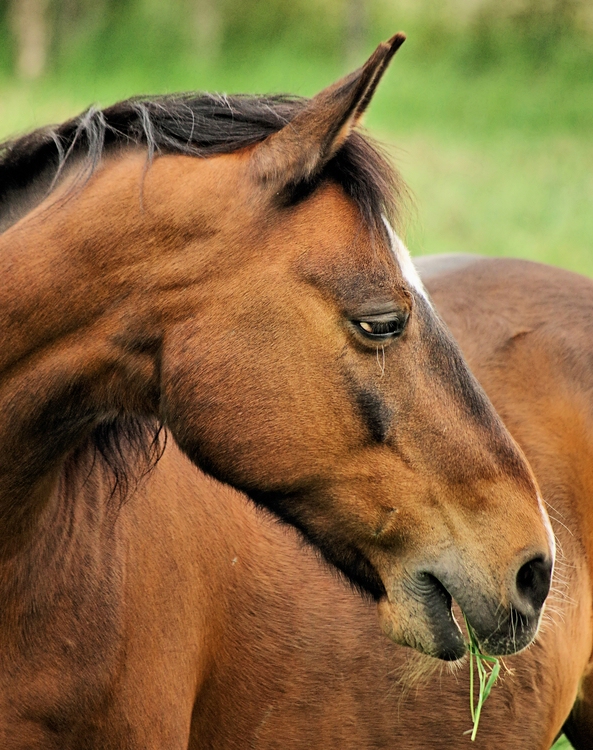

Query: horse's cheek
left=158, top=321, right=331, bottom=488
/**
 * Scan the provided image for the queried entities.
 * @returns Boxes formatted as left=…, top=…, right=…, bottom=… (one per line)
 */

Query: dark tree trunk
left=344, top=0, right=368, bottom=66
left=10, top=0, right=51, bottom=79
left=191, top=0, right=223, bottom=60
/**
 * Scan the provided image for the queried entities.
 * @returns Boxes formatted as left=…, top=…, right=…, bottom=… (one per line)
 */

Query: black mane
left=0, top=92, right=407, bottom=232
left=1, top=91, right=408, bottom=496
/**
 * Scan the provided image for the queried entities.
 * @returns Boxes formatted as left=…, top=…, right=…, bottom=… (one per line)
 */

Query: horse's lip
left=403, top=572, right=466, bottom=660
left=376, top=571, right=467, bottom=660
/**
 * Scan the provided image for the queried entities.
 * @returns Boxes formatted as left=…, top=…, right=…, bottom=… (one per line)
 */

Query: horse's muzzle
left=377, top=552, right=553, bottom=661
left=422, top=552, right=553, bottom=659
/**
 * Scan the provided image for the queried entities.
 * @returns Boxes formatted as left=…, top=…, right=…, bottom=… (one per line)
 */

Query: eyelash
left=352, top=314, right=408, bottom=342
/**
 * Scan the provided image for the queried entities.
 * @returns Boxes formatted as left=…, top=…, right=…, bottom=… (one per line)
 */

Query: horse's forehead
left=279, top=184, right=404, bottom=295
left=301, top=187, right=393, bottom=268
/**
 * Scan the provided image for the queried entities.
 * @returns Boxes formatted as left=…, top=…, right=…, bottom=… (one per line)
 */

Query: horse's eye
left=352, top=313, right=408, bottom=342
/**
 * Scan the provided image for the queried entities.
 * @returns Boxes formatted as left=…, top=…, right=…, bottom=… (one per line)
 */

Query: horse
left=419, top=255, right=593, bottom=749
left=146, top=256, right=591, bottom=750
left=0, top=34, right=554, bottom=746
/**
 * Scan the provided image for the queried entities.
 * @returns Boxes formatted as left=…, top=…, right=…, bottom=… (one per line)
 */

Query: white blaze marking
left=382, top=216, right=430, bottom=304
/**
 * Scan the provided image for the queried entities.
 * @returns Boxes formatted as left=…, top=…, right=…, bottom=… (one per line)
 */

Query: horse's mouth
left=407, top=572, right=467, bottom=661
left=377, top=571, right=466, bottom=661
left=391, top=570, right=544, bottom=661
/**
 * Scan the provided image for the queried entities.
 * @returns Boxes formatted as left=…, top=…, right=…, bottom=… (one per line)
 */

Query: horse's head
left=102, top=36, right=553, bottom=659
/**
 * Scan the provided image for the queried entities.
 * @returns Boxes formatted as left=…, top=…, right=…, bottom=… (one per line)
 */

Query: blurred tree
left=53, top=0, right=106, bottom=43
left=10, top=0, right=51, bottom=79
left=3, top=0, right=590, bottom=82
left=191, top=0, right=223, bottom=59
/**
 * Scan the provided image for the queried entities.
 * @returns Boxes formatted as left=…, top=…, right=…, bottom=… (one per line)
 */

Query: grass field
left=386, top=131, right=593, bottom=275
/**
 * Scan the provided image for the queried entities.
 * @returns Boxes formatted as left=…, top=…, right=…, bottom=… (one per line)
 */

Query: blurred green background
left=1, top=0, right=592, bottom=279
left=0, top=2, right=589, bottom=747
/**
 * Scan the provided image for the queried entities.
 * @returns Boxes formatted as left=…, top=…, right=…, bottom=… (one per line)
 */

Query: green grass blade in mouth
left=463, top=614, right=501, bottom=742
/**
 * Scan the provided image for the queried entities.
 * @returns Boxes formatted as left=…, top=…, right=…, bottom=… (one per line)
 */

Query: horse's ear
left=251, top=32, right=405, bottom=189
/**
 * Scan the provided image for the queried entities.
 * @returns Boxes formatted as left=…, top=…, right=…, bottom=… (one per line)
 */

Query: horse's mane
left=0, top=92, right=408, bottom=497
left=0, top=92, right=407, bottom=232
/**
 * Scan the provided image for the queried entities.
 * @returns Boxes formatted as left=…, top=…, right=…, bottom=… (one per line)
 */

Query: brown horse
left=0, top=35, right=554, bottom=746
left=419, top=255, right=593, bottom=749
left=148, top=256, right=591, bottom=750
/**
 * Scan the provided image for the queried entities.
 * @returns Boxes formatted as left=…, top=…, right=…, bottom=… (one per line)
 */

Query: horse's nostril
left=515, top=556, right=552, bottom=612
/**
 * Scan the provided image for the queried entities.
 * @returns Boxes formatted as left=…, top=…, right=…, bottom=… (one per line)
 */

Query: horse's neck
left=0, top=152, right=200, bottom=552
left=0, top=455, right=129, bottom=734
left=0, top=154, right=149, bottom=372
left=0, top=452, right=124, bottom=630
